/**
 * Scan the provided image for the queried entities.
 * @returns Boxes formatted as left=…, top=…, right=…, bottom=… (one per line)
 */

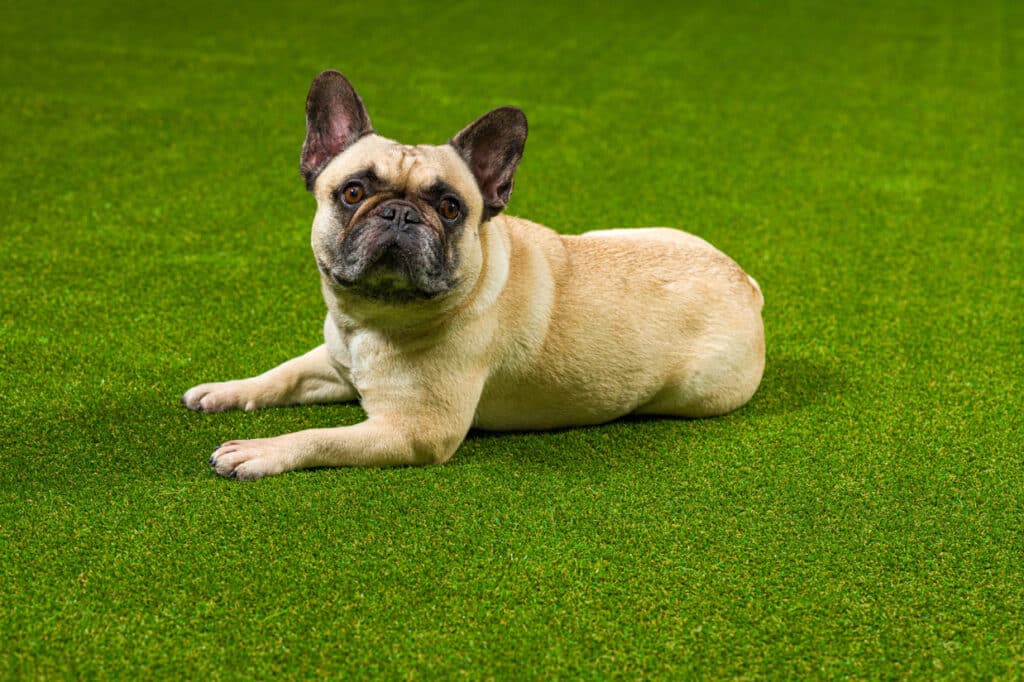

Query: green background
left=2, top=0, right=1021, bottom=677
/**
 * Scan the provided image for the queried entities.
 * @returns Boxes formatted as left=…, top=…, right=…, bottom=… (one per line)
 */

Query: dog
left=182, top=70, right=765, bottom=480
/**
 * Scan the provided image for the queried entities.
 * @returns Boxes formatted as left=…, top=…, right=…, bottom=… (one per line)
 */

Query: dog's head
left=300, top=70, right=527, bottom=308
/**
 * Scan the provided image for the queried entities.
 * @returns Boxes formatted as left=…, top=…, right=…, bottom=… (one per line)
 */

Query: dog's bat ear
left=449, top=106, right=527, bottom=221
left=300, top=70, right=374, bottom=191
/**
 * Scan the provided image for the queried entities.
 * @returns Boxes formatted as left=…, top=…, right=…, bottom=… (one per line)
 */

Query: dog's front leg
left=208, top=403, right=476, bottom=480
left=182, top=344, right=356, bottom=413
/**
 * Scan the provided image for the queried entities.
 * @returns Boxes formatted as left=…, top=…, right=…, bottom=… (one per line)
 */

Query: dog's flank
left=183, top=70, right=765, bottom=480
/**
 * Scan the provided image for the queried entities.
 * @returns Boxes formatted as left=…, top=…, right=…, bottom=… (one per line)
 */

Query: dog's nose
left=379, top=201, right=421, bottom=231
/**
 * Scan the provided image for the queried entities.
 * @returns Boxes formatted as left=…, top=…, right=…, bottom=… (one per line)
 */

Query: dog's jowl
left=183, top=70, right=765, bottom=480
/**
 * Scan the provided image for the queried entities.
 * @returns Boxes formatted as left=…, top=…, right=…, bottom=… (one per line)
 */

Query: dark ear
left=300, top=70, right=374, bottom=191
left=449, top=106, right=527, bottom=220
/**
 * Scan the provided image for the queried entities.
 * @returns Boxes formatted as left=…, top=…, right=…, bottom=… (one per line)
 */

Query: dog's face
left=309, top=137, right=480, bottom=303
left=300, top=71, right=527, bottom=307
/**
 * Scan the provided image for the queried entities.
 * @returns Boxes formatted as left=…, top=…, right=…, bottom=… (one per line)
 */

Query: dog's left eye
left=439, top=197, right=461, bottom=221
left=342, top=183, right=365, bottom=205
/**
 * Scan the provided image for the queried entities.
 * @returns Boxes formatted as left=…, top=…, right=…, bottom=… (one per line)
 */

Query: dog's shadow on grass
left=745, top=353, right=845, bottom=417
left=456, top=353, right=844, bottom=466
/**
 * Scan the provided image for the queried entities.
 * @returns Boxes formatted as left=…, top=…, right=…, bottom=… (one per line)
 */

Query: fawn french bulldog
left=183, top=70, right=765, bottom=480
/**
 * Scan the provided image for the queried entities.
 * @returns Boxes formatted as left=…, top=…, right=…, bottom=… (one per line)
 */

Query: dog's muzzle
left=322, top=200, right=452, bottom=299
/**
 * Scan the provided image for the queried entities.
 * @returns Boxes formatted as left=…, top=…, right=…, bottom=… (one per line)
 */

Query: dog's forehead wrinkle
left=371, top=143, right=444, bottom=193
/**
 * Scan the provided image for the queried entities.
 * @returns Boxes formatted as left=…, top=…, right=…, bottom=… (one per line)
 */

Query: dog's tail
left=747, top=275, right=764, bottom=310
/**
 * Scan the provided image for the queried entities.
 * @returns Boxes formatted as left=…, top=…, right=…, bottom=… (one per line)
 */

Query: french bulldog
left=182, top=70, right=765, bottom=481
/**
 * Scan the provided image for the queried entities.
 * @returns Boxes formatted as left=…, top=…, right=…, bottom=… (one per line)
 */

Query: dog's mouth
left=318, top=238, right=454, bottom=302
left=364, top=242, right=407, bottom=275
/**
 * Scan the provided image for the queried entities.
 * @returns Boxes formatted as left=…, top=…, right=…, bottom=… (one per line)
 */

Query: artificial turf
left=1, top=0, right=1022, bottom=677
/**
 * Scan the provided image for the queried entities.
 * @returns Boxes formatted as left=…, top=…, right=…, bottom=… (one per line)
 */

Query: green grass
left=2, top=0, right=1022, bottom=677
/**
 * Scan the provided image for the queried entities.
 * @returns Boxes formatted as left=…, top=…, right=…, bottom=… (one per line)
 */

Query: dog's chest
left=335, top=328, right=433, bottom=399
left=340, top=329, right=388, bottom=389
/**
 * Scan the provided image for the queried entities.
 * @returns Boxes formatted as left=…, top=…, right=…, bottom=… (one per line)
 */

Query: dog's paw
left=208, top=437, right=294, bottom=481
left=181, top=381, right=259, bottom=413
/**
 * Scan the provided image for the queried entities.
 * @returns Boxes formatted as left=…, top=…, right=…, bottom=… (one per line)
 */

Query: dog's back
left=472, top=219, right=765, bottom=428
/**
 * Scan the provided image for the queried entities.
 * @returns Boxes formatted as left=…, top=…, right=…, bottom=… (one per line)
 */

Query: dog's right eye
left=341, top=183, right=365, bottom=205
left=439, top=197, right=461, bottom=221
